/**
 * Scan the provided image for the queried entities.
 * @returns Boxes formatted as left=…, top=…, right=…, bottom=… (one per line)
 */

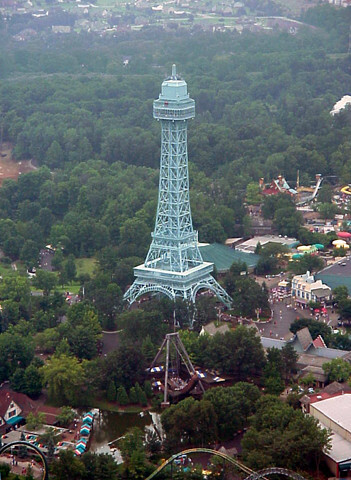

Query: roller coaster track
left=245, top=468, right=307, bottom=480
left=145, top=448, right=307, bottom=480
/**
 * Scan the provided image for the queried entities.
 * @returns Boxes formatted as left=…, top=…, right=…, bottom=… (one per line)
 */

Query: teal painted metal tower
left=124, top=65, right=231, bottom=309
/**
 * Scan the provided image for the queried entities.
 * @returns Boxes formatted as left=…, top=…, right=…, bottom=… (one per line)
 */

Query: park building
left=301, top=390, right=351, bottom=478
left=0, top=383, right=61, bottom=435
left=291, top=271, right=332, bottom=308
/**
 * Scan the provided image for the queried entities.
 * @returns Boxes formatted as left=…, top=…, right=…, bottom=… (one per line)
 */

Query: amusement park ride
left=123, top=65, right=231, bottom=312
left=148, top=332, right=205, bottom=407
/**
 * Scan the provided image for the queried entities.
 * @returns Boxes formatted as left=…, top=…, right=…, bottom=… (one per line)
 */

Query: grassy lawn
left=56, top=283, right=81, bottom=295
left=0, top=258, right=96, bottom=296
left=76, top=257, right=97, bottom=277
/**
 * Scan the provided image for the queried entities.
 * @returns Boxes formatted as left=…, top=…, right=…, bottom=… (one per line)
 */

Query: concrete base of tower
left=123, top=261, right=232, bottom=308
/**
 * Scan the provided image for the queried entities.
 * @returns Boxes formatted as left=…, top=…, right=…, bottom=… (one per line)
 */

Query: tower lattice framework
left=124, top=65, right=231, bottom=309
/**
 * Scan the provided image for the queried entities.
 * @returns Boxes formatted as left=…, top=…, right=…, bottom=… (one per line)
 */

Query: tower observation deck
left=123, top=65, right=232, bottom=310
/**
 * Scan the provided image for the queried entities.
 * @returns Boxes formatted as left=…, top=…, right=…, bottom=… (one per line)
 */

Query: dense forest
left=1, top=5, right=351, bottom=266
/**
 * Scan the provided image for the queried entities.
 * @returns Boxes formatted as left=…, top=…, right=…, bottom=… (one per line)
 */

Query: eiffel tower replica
left=124, top=65, right=231, bottom=309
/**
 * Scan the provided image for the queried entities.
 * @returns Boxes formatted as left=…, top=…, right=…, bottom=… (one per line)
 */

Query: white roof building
left=330, top=95, right=351, bottom=116
left=310, top=394, right=351, bottom=476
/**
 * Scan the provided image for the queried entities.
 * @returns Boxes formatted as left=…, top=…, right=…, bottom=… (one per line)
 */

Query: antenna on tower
left=172, top=64, right=177, bottom=78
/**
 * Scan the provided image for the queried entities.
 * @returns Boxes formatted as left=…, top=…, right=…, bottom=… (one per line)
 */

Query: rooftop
left=296, top=327, right=313, bottom=352
left=316, top=256, right=351, bottom=294
left=312, top=394, right=351, bottom=433
left=199, top=243, right=259, bottom=272
left=236, top=235, right=298, bottom=254
left=330, top=95, right=351, bottom=116
left=261, top=337, right=287, bottom=350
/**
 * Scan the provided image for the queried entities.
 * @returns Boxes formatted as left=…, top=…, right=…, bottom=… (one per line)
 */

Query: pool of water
left=89, top=410, right=156, bottom=461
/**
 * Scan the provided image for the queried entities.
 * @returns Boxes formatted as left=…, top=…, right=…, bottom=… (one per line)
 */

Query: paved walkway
left=0, top=453, right=43, bottom=479
left=257, top=297, right=339, bottom=340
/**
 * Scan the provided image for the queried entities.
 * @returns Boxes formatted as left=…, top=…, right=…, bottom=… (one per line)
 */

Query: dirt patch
left=0, top=142, right=36, bottom=185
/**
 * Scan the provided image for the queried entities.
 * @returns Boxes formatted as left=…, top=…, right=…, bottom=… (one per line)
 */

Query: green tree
left=317, top=184, right=333, bottom=204
left=38, top=427, right=59, bottom=461
left=281, top=343, right=298, bottom=381
left=323, top=358, right=351, bottom=382
left=144, top=380, right=153, bottom=399
left=141, top=335, right=157, bottom=363
left=203, top=383, right=260, bottom=440
left=0, top=464, right=10, bottom=479
left=81, top=452, right=119, bottom=480
left=64, top=254, right=77, bottom=283
left=41, top=354, right=86, bottom=405
left=35, top=328, right=61, bottom=354
left=242, top=396, right=331, bottom=472
left=52, top=249, right=64, bottom=271
left=33, top=270, right=57, bottom=296
left=118, top=427, right=148, bottom=479
left=57, top=406, right=75, bottom=427
left=26, top=412, right=45, bottom=430
left=20, top=239, right=39, bottom=269
left=10, top=368, right=26, bottom=392
left=246, top=182, right=262, bottom=204
left=117, top=385, right=129, bottom=406
left=333, top=285, right=349, bottom=304
left=51, top=450, right=85, bottom=480
left=289, top=254, right=324, bottom=274
left=46, top=140, right=64, bottom=168
left=129, top=387, right=138, bottom=404
left=318, top=202, right=339, bottom=220
left=161, top=397, right=218, bottom=448
left=273, top=207, right=303, bottom=237
left=23, top=364, right=43, bottom=398
left=225, top=274, right=270, bottom=318
left=107, top=381, right=117, bottom=402
left=0, top=332, right=34, bottom=381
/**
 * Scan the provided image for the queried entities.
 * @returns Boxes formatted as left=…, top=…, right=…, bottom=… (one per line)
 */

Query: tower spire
left=123, top=66, right=232, bottom=315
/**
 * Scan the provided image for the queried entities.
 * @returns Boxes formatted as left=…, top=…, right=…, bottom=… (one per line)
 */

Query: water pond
left=89, top=410, right=159, bottom=463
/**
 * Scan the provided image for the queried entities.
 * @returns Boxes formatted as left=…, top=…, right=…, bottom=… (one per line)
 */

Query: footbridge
left=145, top=448, right=307, bottom=480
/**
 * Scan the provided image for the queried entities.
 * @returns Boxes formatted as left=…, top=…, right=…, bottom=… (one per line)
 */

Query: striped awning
left=149, top=366, right=164, bottom=373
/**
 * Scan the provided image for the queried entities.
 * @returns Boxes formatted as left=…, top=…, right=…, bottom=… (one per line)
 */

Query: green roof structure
left=316, top=257, right=351, bottom=294
left=199, top=243, right=259, bottom=273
